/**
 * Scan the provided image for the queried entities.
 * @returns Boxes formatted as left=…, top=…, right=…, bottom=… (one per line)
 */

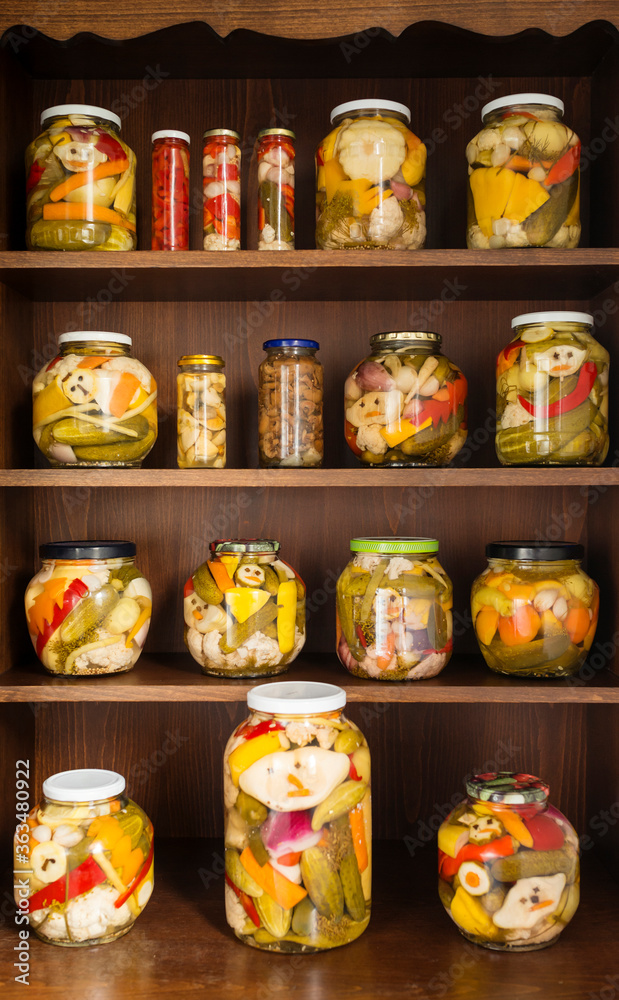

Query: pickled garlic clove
left=533, top=589, right=559, bottom=613
left=354, top=361, right=396, bottom=392
left=552, top=596, right=569, bottom=621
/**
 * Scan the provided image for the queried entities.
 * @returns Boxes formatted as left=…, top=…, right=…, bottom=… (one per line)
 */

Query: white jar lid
left=58, top=331, right=132, bottom=346
left=330, top=99, right=411, bottom=124
left=511, top=310, right=593, bottom=329
left=152, top=130, right=190, bottom=144
left=247, top=681, right=346, bottom=714
left=41, top=104, right=122, bottom=129
left=43, top=768, right=125, bottom=802
left=482, top=93, right=564, bottom=120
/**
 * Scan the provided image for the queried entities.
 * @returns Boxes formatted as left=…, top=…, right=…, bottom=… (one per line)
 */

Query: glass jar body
left=152, top=135, right=190, bottom=250
left=259, top=346, right=323, bottom=468
left=177, top=361, right=226, bottom=468
left=203, top=130, right=241, bottom=250
left=257, top=130, right=295, bottom=249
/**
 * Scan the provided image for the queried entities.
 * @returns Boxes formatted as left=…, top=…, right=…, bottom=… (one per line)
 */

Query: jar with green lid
left=496, top=311, right=609, bottom=466
left=32, top=332, right=157, bottom=467
left=438, top=772, right=579, bottom=951
left=466, top=93, right=580, bottom=249
left=26, top=104, right=137, bottom=251
left=315, top=99, right=427, bottom=249
left=344, top=331, right=467, bottom=466
left=336, top=537, right=453, bottom=681
left=14, top=768, right=154, bottom=946
left=471, top=541, right=598, bottom=677
left=177, top=354, right=226, bottom=468
left=184, top=539, right=306, bottom=676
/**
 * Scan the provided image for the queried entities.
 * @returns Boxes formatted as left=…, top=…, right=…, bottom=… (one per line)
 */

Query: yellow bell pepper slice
left=225, top=588, right=270, bottom=624
left=276, top=581, right=297, bottom=654
left=438, top=823, right=469, bottom=859
left=324, top=157, right=349, bottom=200
left=502, top=171, right=549, bottom=223
left=450, top=887, right=502, bottom=940
left=320, top=125, right=342, bottom=166
left=33, top=377, right=68, bottom=427
left=469, top=167, right=517, bottom=238
left=381, top=415, right=432, bottom=448
left=228, top=731, right=285, bottom=786
left=219, top=554, right=240, bottom=578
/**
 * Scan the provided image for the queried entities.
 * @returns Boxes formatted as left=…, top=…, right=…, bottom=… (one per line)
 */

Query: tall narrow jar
left=203, top=129, right=241, bottom=250
left=177, top=354, right=226, bottom=468
left=151, top=130, right=190, bottom=249
left=257, top=128, right=295, bottom=249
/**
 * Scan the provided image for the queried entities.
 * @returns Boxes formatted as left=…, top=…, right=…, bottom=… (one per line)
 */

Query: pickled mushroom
left=239, top=747, right=350, bottom=812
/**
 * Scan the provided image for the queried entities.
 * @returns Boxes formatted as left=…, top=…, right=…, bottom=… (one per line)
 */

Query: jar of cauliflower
left=32, top=331, right=157, bottom=467
left=466, top=93, right=581, bottom=249
left=315, top=100, right=426, bottom=249
left=14, top=769, right=154, bottom=946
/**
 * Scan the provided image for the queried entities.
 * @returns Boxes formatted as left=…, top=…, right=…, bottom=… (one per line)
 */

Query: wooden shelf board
left=0, top=249, right=618, bottom=301
left=0, top=838, right=615, bottom=1000
left=1, top=653, right=618, bottom=703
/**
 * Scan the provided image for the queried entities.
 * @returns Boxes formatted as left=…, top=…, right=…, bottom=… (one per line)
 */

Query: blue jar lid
left=263, top=339, right=319, bottom=350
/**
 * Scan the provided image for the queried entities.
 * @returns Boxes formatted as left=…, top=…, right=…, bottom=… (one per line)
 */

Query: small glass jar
left=224, top=681, right=371, bottom=952
left=315, top=99, right=426, bottom=250
left=471, top=541, right=598, bottom=678
left=259, top=339, right=323, bottom=468
left=25, top=541, right=152, bottom=676
left=345, top=331, right=467, bottom=467
left=257, top=128, right=295, bottom=250
left=151, top=130, right=190, bottom=250
left=177, top=354, right=226, bottom=468
left=14, top=768, right=154, bottom=946
left=336, top=537, right=453, bottom=681
left=203, top=128, right=241, bottom=250
left=496, top=311, right=609, bottom=467
left=466, top=93, right=581, bottom=249
left=26, top=104, right=137, bottom=251
left=184, top=539, right=306, bottom=677
left=438, top=771, right=579, bottom=952
left=32, top=331, right=158, bottom=467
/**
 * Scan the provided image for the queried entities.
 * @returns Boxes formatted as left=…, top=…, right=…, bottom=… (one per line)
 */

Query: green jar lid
left=350, top=537, right=438, bottom=554
left=466, top=771, right=549, bottom=805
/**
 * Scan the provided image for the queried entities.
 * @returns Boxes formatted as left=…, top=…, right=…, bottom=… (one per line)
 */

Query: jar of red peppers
left=151, top=130, right=190, bottom=250
left=257, top=128, right=295, bottom=250
left=203, top=129, right=241, bottom=250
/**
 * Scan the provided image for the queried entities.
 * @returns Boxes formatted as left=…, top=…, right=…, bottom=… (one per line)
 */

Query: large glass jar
left=184, top=539, right=306, bottom=676
left=471, top=541, right=598, bottom=678
left=14, top=769, right=154, bottom=946
left=496, top=311, right=609, bottom=467
left=466, top=93, right=580, bottom=249
left=344, top=331, right=467, bottom=466
left=257, top=128, right=295, bottom=250
left=26, top=104, right=137, bottom=251
left=203, top=128, right=241, bottom=250
left=151, top=130, right=190, bottom=250
left=32, top=331, right=158, bottom=467
left=336, top=537, right=453, bottom=680
left=177, top=354, right=226, bottom=468
left=438, top=772, right=579, bottom=951
left=259, top=339, right=323, bottom=468
left=224, top=681, right=371, bottom=952
left=25, top=541, right=152, bottom=676
left=315, top=100, right=427, bottom=250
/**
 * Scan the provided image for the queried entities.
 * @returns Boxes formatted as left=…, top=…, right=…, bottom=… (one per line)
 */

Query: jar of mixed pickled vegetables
left=177, top=354, right=226, bottom=468
left=184, top=539, right=306, bottom=676
left=336, top=537, right=453, bottom=681
left=25, top=541, right=152, bottom=675
left=259, top=340, right=323, bottom=467
left=257, top=128, right=295, bottom=249
left=14, top=768, right=154, bottom=946
left=224, top=681, right=371, bottom=952
left=32, top=331, right=158, bottom=467
left=345, top=332, right=467, bottom=466
left=438, top=771, right=579, bottom=951
left=496, top=311, right=609, bottom=467
left=203, top=128, right=241, bottom=250
left=316, top=100, right=427, bottom=249
left=151, top=130, right=190, bottom=250
left=26, top=104, right=137, bottom=251
left=467, top=93, right=580, bottom=249
left=471, top=541, right=598, bottom=678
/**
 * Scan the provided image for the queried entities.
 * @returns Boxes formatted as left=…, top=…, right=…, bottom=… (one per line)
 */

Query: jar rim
left=152, top=129, right=190, bottom=143
left=351, top=536, right=439, bottom=554
left=178, top=354, right=224, bottom=367
left=263, top=339, right=319, bottom=350
left=466, top=771, right=549, bottom=804
left=203, top=128, right=240, bottom=140
left=330, top=99, right=411, bottom=124
left=247, top=681, right=346, bottom=713
left=486, top=541, right=583, bottom=561
left=511, top=311, right=593, bottom=329
left=41, top=104, right=122, bottom=129
left=370, top=331, right=441, bottom=346
left=58, top=331, right=132, bottom=346
left=258, top=128, right=296, bottom=140
left=40, top=540, right=137, bottom=560
left=481, top=93, right=564, bottom=120
left=42, top=768, right=125, bottom=802
left=210, top=539, right=280, bottom=554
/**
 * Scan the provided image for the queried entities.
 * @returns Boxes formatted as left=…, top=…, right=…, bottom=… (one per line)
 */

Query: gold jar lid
left=257, top=128, right=296, bottom=140
left=202, top=128, right=240, bottom=140
left=178, top=354, right=225, bottom=367
left=370, top=331, right=441, bottom=346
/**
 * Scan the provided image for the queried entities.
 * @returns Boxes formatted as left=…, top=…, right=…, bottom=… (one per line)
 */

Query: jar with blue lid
left=258, top=339, right=323, bottom=467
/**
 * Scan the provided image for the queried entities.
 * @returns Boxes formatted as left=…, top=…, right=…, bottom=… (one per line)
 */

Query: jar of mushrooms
left=258, top=339, right=323, bottom=467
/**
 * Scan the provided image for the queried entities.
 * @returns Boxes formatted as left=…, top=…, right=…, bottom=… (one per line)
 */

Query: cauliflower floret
left=101, top=356, right=152, bottom=393
left=200, top=625, right=304, bottom=670
left=285, top=721, right=337, bottom=749
left=72, top=634, right=135, bottom=673
left=386, top=557, right=415, bottom=580
left=368, top=196, right=403, bottom=242
left=238, top=631, right=284, bottom=667
left=356, top=422, right=388, bottom=455
left=362, top=643, right=397, bottom=677
left=406, top=650, right=448, bottom=680
left=203, top=233, right=240, bottom=251
left=187, top=626, right=205, bottom=662
left=225, top=882, right=247, bottom=934
left=467, top=224, right=490, bottom=249
left=39, top=910, right=69, bottom=940
left=225, top=807, right=248, bottom=850
left=501, top=401, right=532, bottom=428
left=354, top=555, right=382, bottom=572
left=66, top=885, right=132, bottom=942
left=260, top=223, right=276, bottom=244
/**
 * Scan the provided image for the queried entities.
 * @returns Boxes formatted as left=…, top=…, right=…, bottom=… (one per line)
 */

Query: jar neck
left=179, top=364, right=224, bottom=374
left=212, top=552, right=277, bottom=564
left=488, top=558, right=580, bottom=571
left=514, top=323, right=592, bottom=337
left=60, top=341, right=130, bottom=357
left=266, top=348, right=316, bottom=358
left=43, top=793, right=126, bottom=807
left=467, top=794, right=547, bottom=816
left=333, top=109, right=409, bottom=126
left=373, top=343, right=439, bottom=355
left=153, top=137, right=188, bottom=149
left=46, top=114, right=120, bottom=134
left=483, top=104, right=561, bottom=126
left=353, top=550, right=435, bottom=560
left=251, top=709, right=344, bottom=723
left=42, top=556, right=134, bottom=568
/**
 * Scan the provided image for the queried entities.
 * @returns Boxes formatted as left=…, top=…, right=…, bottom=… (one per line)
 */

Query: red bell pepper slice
left=27, top=854, right=108, bottom=913
left=93, top=131, right=126, bottom=162
left=349, top=755, right=362, bottom=781
left=438, top=833, right=514, bottom=879
left=526, top=813, right=565, bottom=851
left=496, top=339, right=524, bottom=378
left=355, top=624, right=368, bottom=649
left=345, top=419, right=363, bottom=457
left=545, top=142, right=580, bottom=186
left=206, top=193, right=240, bottom=222
left=114, top=838, right=154, bottom=909
left=243, top=719, right=285, bottom=741
left=26, top=161, right=45, bottom=195
left=225, top=873, right=261, bottom=927
left=217, top=163, right=239, bottom=181
left=183, top=577, right=195, bottom=598
left=36, top=578, right=89, bottom=657
left=518, top=361, right=597, bottom=419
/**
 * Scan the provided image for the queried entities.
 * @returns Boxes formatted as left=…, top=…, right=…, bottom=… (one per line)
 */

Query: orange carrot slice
left=350, top=805, right=368, bottom=873
left=121, top=846, right=144, bottom=886
left=42, top=201, right=136, bottom=232
left=49, top=159, right=129, bottom=202
left=108, top=372, right=141, bottom=419
left=209, top=561, right=235, bottom=592
left=239, top=847, right=307, bottom=909
left=77, top=356, right=110, bottom=369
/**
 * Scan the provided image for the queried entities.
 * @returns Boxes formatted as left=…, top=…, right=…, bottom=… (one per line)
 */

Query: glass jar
left=315, top=99, right=427, bottom=250
left=471, top=541, right=598, bottom=678
left=151, top=130, right=190, bottom=250
left=25, top=541, right=152, bottom=676
left=257, top=128, right=295, bottom=250
left=438, top=771, right=579, bottom=951
left=14, top=768, right=154, bottom=946
left=496, top=311, right=609, bottom=467
left=466, top=93, right=581, bottom=249
left=224, top=681, right=371, bottom=952
left=177, top=354, right=226, bottom=468
left=344, top=331, right=467, bottom=466
left=336, top=537, right=453, bottom=680
left=203, top=128, right=241, bottom=250
left=32, top=331, right=158, bottom=467
left=184, top=539, right=306, bottom=677
left=26, top=104, right=137, bottom=251
left=259, top=339, right=323, bottom=468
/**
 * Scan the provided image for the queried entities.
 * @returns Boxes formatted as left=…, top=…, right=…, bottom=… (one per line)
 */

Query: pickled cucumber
left=300, top=846, right=344, bottom=921
left=311, top=781, right=367, bottom=831
left=53, top=414, right=149, bottom=447
left=225, top=849, right=263, bottom=897
left=219, top=601, right=279, bottom=653
left=112, top=564, right=143, bottom=588
left=491, top=847, right=577, bottom=883
left=263, top=566, right=280, bottom=595
left=248, top=828, right=269, bottom=866
left=291, top=897, right=319, bottom=936
left=59, top=585, right=119, bottom=643
left=522, top=172, right=578, bottom=245
left=334, top=728, right=364, bottom=755
left=339, top=851, right=366, bottom=921
left=73, top=428, right=156, bottom=463
left=192, top=562, right=224, bottom=604
left=255, top=893, right=292, bottom=937
left=236, top=791, right=268, bottom=827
